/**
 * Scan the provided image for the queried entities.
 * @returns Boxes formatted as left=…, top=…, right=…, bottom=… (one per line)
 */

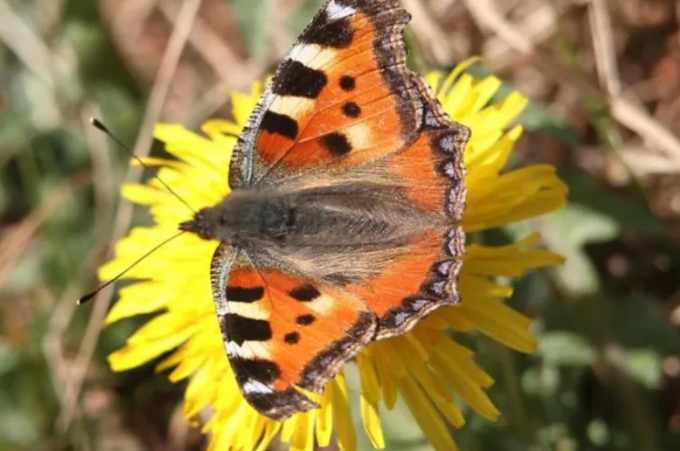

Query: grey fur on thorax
left=185, top=182, right=445, bottom=284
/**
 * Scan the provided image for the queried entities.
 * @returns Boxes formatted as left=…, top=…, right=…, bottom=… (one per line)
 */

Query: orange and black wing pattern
left=229, top=0, right=423, bottom=187
left=349, top=96, right=468, bottom=339
left=210, top=245, right=376, bottom=420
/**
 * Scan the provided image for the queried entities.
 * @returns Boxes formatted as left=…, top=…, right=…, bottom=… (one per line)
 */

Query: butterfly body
left=182, top=180, right=446, bottom=270
left=182, top=0, right=469, bottom=420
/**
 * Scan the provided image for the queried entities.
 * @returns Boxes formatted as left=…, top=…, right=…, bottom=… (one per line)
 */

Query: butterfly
left=179, top=0, right=469, bottom=420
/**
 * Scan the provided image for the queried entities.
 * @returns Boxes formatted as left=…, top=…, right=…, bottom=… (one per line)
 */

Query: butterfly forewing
left=229, top=0, right=422, bottom=188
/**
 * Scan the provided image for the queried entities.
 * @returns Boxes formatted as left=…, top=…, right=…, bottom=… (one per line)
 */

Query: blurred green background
left=2, top=0, right=680, bottom=450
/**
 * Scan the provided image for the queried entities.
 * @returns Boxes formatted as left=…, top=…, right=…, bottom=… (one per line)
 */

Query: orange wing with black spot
left=229, top=0, right=422, bottom=187
left=210, top=245, right=376, bottom=420
left=333, top=76, right=467, bottom=339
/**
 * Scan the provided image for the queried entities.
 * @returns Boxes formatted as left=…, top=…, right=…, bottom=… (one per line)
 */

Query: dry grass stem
left=588, top=0, right=621, bottom=96
left=58, top=0, right=205, bottom=429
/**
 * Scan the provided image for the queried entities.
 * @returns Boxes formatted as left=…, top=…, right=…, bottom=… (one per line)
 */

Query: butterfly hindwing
left=345, top=79, right=468, bottom=339
left=230, top=0, right=422, bottom=187
left=210, top=244, right=377, bottom=420
left=384, top=77, right=468, bottom=220
left=343, top=226, right=464, bottom=340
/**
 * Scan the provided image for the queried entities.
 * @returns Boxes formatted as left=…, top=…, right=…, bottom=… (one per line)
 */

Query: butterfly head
left=179, top=207, right=226, bottom=241
left=178, top=190, right=295, bottom=246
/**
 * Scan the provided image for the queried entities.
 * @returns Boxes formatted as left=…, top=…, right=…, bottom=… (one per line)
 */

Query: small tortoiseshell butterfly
left=180, top=0, right=469, bottom=420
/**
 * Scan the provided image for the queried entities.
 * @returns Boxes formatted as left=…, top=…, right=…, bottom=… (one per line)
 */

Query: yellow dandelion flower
left=101, top=63, right=567, bottom=451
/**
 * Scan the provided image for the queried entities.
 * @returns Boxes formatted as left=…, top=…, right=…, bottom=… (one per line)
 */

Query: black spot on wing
left=223, top=314, right=273, bottom=345
left=261, top=111, right=298, bottom=140
left=289, top=284, right=321, bottom=302
left=342, top=101, right=361, bottom=118
left=304, top=11, right=354, bottom=48
left=231, top=357, right=281, bottom=385
left=339, top=75, right=355, bottom=91
left=226, top=286, right=264, bottom=303
left=273, top=60, right=327, bottom=98
left=296, top=314, right=316, bottom=326
left=320, top=132, right=352, bottom=156
left=284, top=331, right=300, bottom=344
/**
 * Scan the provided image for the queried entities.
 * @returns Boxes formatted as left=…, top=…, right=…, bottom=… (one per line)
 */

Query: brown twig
left=112, top=0, right=159, bottom=47
left=81, top=106, right=117, bottom=245
left=0, top=170, right=92, bottom=290
left=158, top=0, right=258, bottom=83
left=402, top=0, right=456, bottom=64
left=589, top=0, right=621, bottom=96
left=611, top=96, right=680, bottom=166
left=0, top=0, right=65, bottom=87
left=57, top=0, right=205, bottom=429
left=465, top=0, right=680, bottom=169
left=43, top=249, right=100, bottom=440
left=464, top=0, right=536, bottom=55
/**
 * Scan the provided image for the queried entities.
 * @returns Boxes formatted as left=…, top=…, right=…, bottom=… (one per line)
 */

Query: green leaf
left=587, top=419, right=610, bottom=446
left=537, top=332, right=596, bottom=366
left=625, top=349, right=662, bottom=389
left=562, top=171, right=663, bottom=235
left=0, top=341, right=19, bottom=376
left=288, top=0, right=326, bottom=36
left=227, top=0, right=276, bottom=61
left=538, top=204, right=619, bottom=295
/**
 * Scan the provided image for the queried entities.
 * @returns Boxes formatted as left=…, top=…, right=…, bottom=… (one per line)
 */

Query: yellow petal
left=397, top=376, right=459, bottom=451
left=360, top=395, right=385, bottom=449
left=433, top=56, right=483, bottom=98
left=315, top=389, right=334, bottom=447
left=109, top=320, right=194, bottom=371
left=330, top=374, right=357, bottom=451
left=463, top=233, right=566, bottom=277
left=457, top=297, right=538, bottom=353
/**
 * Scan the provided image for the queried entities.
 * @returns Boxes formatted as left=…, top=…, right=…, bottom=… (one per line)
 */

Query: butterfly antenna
left=77, top=230, right=186, bottom=305
left=89, top=118, right=196, bottom=213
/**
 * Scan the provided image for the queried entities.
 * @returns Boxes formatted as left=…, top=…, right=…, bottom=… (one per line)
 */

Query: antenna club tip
left=90, top=117, right=106, bottom=132
left=77, top=292, right=96, bottom=305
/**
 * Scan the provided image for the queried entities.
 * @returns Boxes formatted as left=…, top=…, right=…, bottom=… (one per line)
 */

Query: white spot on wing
left=243, top=379, right=274, bottom=394
left=413, top=299, right=430, bottom=310
left=227, top=302, right=271, bottom=321
left=443, top=160, right=456, bottom=178
left=288, top=44, right=336, bottom=70
left=307, top=293, right=335, bottom=314
left=226, top=340, right=270, bottom=359
left=270, top=95, right=315, bottom=118
left=438, top=134, right=455, bottom=153
left=345, top=123, right=372, bottom=149
left=326, top=0, right=356, bottom=19
left=394, top=312, right=407, bottom=325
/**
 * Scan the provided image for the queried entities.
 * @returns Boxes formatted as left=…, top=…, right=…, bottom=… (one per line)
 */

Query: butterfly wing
left=210, top=244, right=376, bottom=420
left=217, top=0, right=470, bottom=418
left=343, top=101, right=466, bottom=339
left=229, top=0, right=423, bottom=187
